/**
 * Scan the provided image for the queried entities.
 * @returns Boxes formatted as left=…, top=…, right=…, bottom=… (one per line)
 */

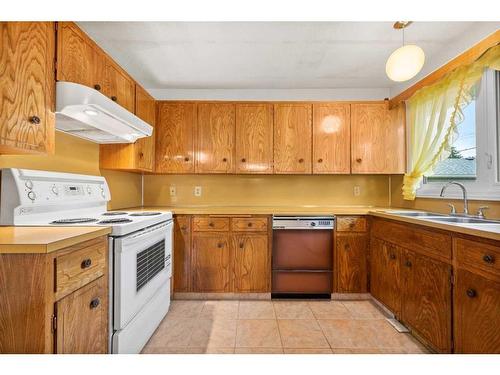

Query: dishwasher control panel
left=272, top=216, right=335, bottom=230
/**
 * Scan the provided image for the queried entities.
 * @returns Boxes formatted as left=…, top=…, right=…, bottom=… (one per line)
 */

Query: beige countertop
left=128, top=205, right=500, bottom=241
left=0, top=226, right=112, bottom=254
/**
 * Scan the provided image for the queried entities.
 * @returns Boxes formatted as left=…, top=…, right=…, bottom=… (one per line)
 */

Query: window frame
left=415, top=69, right=500, bottom=201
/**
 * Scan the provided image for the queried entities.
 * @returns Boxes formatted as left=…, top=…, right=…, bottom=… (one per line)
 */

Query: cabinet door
left=55, top=276, right=107, bottom=354
left=104, top=60, right=135, bottom=113
left=156, top=102, right=196, bottom=173
left=192, top=232, right=232, bottom=292
left=173, top=216, right=191, bottom=293
left=196, top=103, right=235, bottom=173
left=454, top=269, right=500, bottom=353
left=233, top=233, right=270, bottom=292
left=402, top=250, right=452, bottom=353
left=273, top=104, right=312, bottom=174
left=134, top=85, right=155, bottom=171
left=370, top=238, right=402, bottom=315
left=335, top=233, right=368, bottom=293
left=351, top=103, right=405, bottom=173
left=313, top=103, right=350, bottom=174
left=0, top=22, right=55, bottom=155
left=235, top=104, right=273, bottom=173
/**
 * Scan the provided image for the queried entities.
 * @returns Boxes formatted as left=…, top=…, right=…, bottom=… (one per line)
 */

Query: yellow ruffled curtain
left=403, top=44, right=500, bottom=200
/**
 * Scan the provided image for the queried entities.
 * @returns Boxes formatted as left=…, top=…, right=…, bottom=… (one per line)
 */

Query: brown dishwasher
left=272, top=216, right=334, bottom=298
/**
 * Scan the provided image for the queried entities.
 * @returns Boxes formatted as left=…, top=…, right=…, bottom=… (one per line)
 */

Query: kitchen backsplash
left=0, top=132, right=142, bottom=210
left=143, top=174, right=391, bottom=207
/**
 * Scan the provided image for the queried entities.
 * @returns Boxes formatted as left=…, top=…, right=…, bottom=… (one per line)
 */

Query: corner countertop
left=0, top=226, right=112, bottom=254
left=125, top=205, right=500, bottom=241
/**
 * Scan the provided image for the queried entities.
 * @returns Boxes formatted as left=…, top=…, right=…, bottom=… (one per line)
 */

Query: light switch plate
left=194, top=186, right=202, bottom=197
left=353, top=186, right=361, bottom=196
left=169, top=186, right=176, bottom=196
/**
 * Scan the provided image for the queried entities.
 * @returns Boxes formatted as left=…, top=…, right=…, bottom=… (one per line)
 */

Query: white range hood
left=55, top=81, right=153, bottom=144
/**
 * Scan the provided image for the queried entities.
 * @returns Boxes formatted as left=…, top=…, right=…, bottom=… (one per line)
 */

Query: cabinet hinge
left=51, top=315, right=57, bottom=332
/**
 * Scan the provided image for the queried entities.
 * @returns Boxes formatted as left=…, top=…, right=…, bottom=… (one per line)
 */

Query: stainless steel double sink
left=385, top=211, right=500, bottom=225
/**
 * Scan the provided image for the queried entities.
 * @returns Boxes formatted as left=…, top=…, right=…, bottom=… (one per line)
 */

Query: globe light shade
left=386, top=44, right=425, bottom=82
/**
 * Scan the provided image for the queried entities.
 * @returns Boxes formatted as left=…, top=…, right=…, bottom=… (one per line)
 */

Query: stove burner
left=102, top=211, right=128, bottom=216
left=51, top=218, right=98, bottom=224
left=129, top=212, right=162, bottom=216
left=98, top=218, right=133, bottom=224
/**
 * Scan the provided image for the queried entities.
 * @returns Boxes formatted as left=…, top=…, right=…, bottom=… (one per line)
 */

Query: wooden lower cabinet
left=192, top=232, right=232, bottom=292
left=401, top=250, right=452, bottom=353
left=454, top=269, right=500, bottom=353
left=173, top=215, right=191, bottom=292
left=0, top=236, right=108, bottom=353
left=335, top=233, right=368, bottom=293
left=56, top=276, right=108, bottom=354
left=370, top=238, right=402, bottom=315
left=233, top=233, right=269, bottom=292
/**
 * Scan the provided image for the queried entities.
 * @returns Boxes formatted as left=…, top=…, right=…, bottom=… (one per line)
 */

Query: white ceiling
left=78, top=22, right=499, bottom=99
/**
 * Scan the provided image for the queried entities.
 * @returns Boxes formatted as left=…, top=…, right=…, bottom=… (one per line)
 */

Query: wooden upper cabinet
left=103, top=60, right=135, bottom=113
left=0, top=22, right=55, bottom=155
left=57, top=22, right=104, bottom=91
left=134, top=85, right=155, bottom=171
left=156, top=102, right=196, bottom=173
left=273, top=104, right=312, bottom=174
left=196, top=103, right=235, bottom=173
left=351, top=102, right=405, bottom=174
left=235, top=104, right=274, bottom=174
left=312, top=103, right=350, bottom=174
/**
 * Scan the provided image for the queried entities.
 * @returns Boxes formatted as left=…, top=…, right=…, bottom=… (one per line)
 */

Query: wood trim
left=389, top=30, right=500, bottom=108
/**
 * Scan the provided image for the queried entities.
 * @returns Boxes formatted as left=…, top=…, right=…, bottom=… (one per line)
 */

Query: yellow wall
left=143, top=174, right=391, bottom=207
left=0, top=132, right=142, bottom=210
left=390, top=175, right=500, bottom=219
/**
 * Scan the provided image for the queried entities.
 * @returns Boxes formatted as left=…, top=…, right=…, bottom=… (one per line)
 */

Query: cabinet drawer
left=336, top=216, right=367, bottom=232
left=272, top=271, right=332, bottom=294
left=192, top=217, right=230, bottom=231
left=55, top=239, right=107, bottom=299
left=231, top=217, right=268, bottom=232
left=371, top=218, right=451, bottom=262
left=455, top=238, right=500, bottom=276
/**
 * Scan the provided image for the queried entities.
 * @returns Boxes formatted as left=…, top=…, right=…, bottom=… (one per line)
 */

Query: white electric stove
left=0, top=168, right=173, bottom=354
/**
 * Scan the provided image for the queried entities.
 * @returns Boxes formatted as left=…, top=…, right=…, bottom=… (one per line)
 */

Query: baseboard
left=173, top=292, right=271, bottom=300
left=331, top=292, right=372, bottom=300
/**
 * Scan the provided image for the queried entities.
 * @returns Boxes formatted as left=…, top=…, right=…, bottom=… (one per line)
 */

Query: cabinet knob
left=241, top=158, right=246, bottom=163
left=90, top=298, right=100, bottom=309
left=389, top=253, right=396, bottom=260
left=466, top=289, right=477, bottom=298
left=483, top=254, right=495, bottom=264
left=356, top=158, right=362, bottom=163
left=344, top=244, right=350, bottom=251
left=94, top=84, right=101, bottom=91
left=111, top=96, right=118, bottom=102
left=298, top=158, right=304, bottom=163
left=405, top=260, right=412, bottom=268
left=139, top=152, right=144, bottom=158
left=81, top=258, right=92, bottom=269
left=29, top=115, right=41, bottom=124
left=181, top=225, right=187, bottom=230
left=184, top=157, right=190, bottom=162
left=247, top=222, right=253, bottom=227
left=208, top=222, right=214, bottom=227
left=239, top=242, right=244, bottom=249
left=318, top=158, right=323, bottom=163
left=217, top=243, right=223, bottom=248
left=222, top=158, right=227, bottom=162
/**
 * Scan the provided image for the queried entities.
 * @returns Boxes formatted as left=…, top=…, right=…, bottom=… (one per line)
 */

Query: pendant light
left=386, top=21, right=425, bottom=82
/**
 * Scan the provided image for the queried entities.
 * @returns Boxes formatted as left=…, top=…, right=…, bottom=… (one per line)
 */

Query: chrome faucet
left=440, top=181, right=468, bottom=215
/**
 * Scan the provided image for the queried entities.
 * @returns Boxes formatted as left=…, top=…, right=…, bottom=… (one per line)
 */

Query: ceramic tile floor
left=141, top=300, right=429, bottom=354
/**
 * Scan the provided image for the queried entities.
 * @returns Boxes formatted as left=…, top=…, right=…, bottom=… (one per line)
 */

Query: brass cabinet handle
left=81, top=259, right=92, bottom=269
left=30, top=115, right=41, bottom=124
left=466, top=289, right=477, bottom=298
left=483, top=254, right=495, bottom=264
left=90, top=298, right=100, bottom=309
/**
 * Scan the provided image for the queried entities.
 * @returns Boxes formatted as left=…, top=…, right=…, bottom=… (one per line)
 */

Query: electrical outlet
left=353, top=186, right=361, bottom=196
left=169, top=186, right=176, bottom=196
left=194, top=186, right=202, bottom=197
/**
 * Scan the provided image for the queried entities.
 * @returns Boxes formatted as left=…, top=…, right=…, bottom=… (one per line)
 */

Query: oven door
left=113, top=220, right=172, bottom=330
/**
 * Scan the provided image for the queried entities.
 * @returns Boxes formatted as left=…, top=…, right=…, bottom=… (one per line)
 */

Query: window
left=416, top=69, right=500, bottom=200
